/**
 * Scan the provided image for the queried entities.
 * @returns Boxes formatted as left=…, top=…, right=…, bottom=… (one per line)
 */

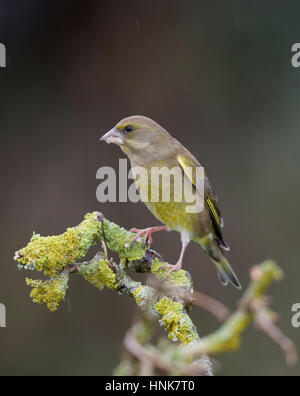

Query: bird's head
left=100, top=116, right=172, bottom=160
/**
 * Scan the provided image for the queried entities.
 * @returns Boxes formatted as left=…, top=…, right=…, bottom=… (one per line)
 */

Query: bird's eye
left=124, top=126, right=133, bottom=133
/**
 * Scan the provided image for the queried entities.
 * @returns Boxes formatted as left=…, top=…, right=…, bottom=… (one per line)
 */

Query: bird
left=100, top=116, right=241, bottom=289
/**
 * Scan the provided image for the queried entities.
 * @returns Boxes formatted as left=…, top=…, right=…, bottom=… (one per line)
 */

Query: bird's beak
left=100, top=128, right=124, bottom=145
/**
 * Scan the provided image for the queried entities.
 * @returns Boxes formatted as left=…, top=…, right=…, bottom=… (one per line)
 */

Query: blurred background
left=0, top=0, right=299, bottom=376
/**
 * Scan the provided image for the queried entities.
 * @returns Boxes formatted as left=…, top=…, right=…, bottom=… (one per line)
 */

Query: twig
left=124, top=324, right=206, bottom=376
left=185, top=291, right=231, bottom=322
left=181, top=261, right=297, bottom=366
left=251, top=301, right=297, bottom=366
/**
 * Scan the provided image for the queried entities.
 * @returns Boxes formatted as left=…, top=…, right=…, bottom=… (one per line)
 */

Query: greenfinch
left=100, top=116, right=241, bottom=289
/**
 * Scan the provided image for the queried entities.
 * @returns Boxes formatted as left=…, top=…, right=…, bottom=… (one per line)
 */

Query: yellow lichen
left=26, top=273, right=69, bottom=312
left=79, top=259, right=117, bottom=291
left=15, top=212, right=102, bottom=277
left=102, top=219, right=146, bottom=261
left=151, top=259, right=191, bottom=288
left=133, top=286, right=144, bottom=303
left=155, top=297, right=198, bottom=345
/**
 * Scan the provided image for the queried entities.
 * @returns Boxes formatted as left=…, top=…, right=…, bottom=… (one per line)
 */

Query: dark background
left=0, top=0, right=299, bottom=376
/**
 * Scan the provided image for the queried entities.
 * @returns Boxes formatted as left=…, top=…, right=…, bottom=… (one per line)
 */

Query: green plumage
left=101, top=116, right=241, bottom=289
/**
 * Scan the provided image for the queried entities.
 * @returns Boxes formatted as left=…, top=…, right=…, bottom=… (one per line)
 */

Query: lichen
left=79, top=259, right=117, bottom=291
left=15, top=212, right=102, bottom=277
left=151, top=259, right=191, bottom=289
left=133, top=285, right=156, bottom=313
left=133, top=286, right=144, bottom=303
left=155, top=297, right=198, bottom=345
left=102, top=219, right=146, bottom=261
left=242, top=260, right=284, bottom=303
left=26, top=272, right=69, bottom=312
left=196, top=312, right=251, bottom=354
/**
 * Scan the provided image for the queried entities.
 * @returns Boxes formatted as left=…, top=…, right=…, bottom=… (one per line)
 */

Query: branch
left=181, top=261, right=297, bottom=366
left=185, top=291, right=230, bottom=322
left=14, top=212, right=212, bottom=375
left=14, top=212, right=297, bottom=376
left=123, top=322, right=206, bottom=376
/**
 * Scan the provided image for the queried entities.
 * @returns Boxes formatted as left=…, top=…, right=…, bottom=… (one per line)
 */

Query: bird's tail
left=195, top=237, right=241, bottom=290
left=211, top=254, right=241, bottom=290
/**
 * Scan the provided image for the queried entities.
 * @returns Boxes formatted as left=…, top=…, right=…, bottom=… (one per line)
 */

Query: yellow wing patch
left=177, top=154, right=229, bottom=250
left=205, top=197, right=221, bottom=227
left=177, top=154, right=222, bottom=227
left=177, top=154, right=196, bottom=185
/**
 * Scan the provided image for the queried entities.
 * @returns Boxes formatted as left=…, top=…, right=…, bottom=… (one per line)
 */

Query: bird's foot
left=130, top=228, right=153, bottom=247
left=162, top=261, right=183, bottom=279
left=130, top=226, right=168, bottom=248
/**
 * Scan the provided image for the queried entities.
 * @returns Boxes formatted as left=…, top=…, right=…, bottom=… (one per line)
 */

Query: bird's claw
left=130, top=228, right=153, bottom=248
left=162, top=262, right=183, bottom=280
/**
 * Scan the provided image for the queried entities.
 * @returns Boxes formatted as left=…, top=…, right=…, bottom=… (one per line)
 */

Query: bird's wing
left=177, top=153, right=230, bottom=251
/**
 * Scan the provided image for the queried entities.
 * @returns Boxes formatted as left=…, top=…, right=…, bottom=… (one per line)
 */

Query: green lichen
left=156, top=297, right=198, bottom=345
left=151, top=259, right=191, bottom=288
left=196, top=312, right=252, bottom=355
left=15, top=212, right=102, bottom=277
left=26, top=273, right=69, bottom=312
left=242, top=260, right=284, bottom=304
left=102, top=219, right=146, bottom=261
left=79, top=259, right=117, bottom=291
